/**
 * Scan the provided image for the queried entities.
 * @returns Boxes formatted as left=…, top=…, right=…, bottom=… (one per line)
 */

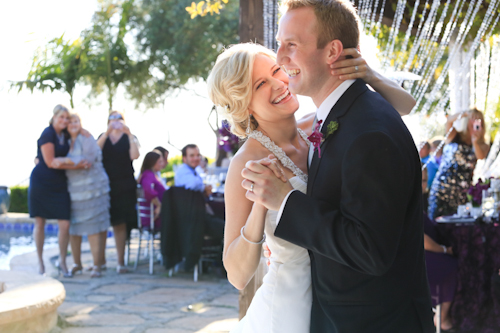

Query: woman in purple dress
left=422, top=167, right=458, bottom=331
left=137, top=151, right=166, bottom=230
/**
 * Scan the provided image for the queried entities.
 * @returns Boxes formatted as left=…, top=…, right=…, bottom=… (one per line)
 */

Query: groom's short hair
left=280, top=0, right=360, bottom=49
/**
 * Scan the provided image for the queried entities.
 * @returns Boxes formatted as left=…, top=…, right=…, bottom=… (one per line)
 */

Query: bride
left=207, top=42, right=415, bottom=332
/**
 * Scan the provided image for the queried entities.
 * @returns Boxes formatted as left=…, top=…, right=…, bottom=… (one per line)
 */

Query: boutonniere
left=308, top=120, right=324, bottom=158
left=325, top=120, right=339, bottom=139
left=307, top=120, right=339, bottom=158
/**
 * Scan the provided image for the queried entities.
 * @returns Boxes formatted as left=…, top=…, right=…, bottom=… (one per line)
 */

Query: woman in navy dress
left=97, top=111, right=140, bottom=273
left=29, top=105, right=90, bottom=276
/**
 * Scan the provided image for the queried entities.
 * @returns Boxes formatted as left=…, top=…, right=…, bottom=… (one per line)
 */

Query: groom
left=242, top=1, right=434, bottom=332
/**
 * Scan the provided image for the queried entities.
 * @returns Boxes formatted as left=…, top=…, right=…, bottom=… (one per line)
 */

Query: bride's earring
left=246, top=115, right=252, bottom=135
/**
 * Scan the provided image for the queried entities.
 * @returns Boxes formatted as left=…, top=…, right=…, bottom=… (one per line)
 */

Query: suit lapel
left=307, top=80, right=368, bottom=194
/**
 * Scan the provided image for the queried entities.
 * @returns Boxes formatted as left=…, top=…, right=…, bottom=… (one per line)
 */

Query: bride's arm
left=223, top=150, right=268, bottom=290
left=331, top=48, right=416, bottom=116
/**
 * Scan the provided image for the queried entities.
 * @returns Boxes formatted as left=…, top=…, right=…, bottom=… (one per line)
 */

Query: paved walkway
left=11, top=237, right=240, bottom=333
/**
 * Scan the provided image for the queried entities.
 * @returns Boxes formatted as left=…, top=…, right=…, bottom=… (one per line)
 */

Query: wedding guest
left=175, top=144, right=224, bottom=241
left=422, top=167, right=458, bottom=331
left=29, top=104, right=89, bottom=277
left=55, top=113, right=110, bottom=278
left=196, top=156, right=209, bottom=177
left=153, top=146, right=169, bottom=189
left=138, top=151, right=166, bottom=230
left=97, top=111, right=140, bottom=273
left=425, top=139, right=443, bottom=189
left=420, top=141, right=431, bottom=163
left=428, top=109, right=490, bottom=219
left=175, top=145, right=211, bottom=196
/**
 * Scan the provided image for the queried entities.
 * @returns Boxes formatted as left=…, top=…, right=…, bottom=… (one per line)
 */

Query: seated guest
left=175, top=144, right=212, bottom=196
left=420, top=141, right=431, bottom=163
left=426, top=139, right=443, bottom=190
left=422, top=167, right=458, bottom=332
left=195, top=156, right=209, bottom=178
left=154, top=146, right=169, bottom=189
left=138, top=151, right=166, bottom=230
left=175, top=144, right=224, bottom=241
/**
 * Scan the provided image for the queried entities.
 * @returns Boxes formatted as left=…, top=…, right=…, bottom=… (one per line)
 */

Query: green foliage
left=127, top=0, right=239, bottom=108
left=9, top=186, right=28, bottom=213
left=81, top=0, right=135, bottom=110
left=11, top=36, right=84, bottom=108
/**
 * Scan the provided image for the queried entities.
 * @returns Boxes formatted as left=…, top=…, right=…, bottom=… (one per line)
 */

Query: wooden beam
left=239, top=0, right=264, bottom=44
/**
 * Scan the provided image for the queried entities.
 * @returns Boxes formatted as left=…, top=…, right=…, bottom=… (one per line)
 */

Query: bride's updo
left=207, top=43, right=277, bottom=138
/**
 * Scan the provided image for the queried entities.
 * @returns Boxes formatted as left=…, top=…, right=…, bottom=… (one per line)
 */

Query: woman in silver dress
left=54, top=113, right=111, bottom=277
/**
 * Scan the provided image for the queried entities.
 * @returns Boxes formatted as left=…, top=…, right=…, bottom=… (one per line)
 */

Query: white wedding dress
left=231, top=130, right=312, bottom=333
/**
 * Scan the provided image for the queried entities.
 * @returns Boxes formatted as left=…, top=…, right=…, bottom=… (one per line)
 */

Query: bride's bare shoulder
left=228, top=139, right=270, bottom=173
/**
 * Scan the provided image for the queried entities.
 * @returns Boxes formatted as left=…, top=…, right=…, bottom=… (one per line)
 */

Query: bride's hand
left=330, top=48, right=374, bottom=83
left=257, top=155, right=288, bottom=183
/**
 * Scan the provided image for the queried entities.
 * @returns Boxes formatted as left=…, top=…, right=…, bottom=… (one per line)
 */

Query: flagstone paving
left=10, top=238, right=239, bottom=333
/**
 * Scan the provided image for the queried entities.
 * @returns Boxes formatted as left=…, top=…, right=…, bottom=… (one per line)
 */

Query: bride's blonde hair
left=207, top=43, right=277, bottom=138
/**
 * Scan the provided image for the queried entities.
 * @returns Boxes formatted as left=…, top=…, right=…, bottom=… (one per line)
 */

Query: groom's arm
left=276, top=131, right=414, bottom=276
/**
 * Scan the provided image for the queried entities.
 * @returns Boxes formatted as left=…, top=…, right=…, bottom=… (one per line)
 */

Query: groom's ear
left=325, top=40, right=344, bottom=65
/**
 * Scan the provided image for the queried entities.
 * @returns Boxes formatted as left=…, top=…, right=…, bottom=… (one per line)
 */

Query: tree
left=127, top=0, right=239, bottom=108
left=11, top=36, right=84, bottom=108
left=81, top=0, right=134, bottom=110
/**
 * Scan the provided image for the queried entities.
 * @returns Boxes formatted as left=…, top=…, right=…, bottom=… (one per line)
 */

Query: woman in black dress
left=428, top=109, right=490, bottom=219
left=29, top=105, right=90, bottom=276
left=97, top=111, right=140, bottom=273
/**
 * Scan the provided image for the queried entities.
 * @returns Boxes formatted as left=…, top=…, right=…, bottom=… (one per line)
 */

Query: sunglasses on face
left=108, top=114, right=123, bottom=120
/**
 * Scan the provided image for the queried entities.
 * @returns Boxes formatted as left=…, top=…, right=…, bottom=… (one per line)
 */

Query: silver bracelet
left=240, top=226, right=266, bottom=245
left=441, top=245, right=447, bottom=254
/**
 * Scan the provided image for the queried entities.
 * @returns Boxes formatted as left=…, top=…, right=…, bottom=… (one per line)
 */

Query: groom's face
left=276, top=7, right=331, bottom=101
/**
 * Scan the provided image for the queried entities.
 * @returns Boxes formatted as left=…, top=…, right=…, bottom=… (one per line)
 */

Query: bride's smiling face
left=248, top=54, right=299, bottom=123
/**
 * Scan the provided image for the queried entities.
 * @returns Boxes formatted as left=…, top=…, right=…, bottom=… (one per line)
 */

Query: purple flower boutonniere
left=307, top=120, right=339, bottom=158
left=308, top=120, right=324, bottom=158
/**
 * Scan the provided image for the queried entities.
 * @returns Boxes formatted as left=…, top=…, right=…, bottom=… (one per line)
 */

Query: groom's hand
left=241, top=156, right=293, bottom=211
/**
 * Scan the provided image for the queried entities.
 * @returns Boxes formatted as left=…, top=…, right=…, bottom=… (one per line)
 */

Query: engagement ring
left=250, top=183, right=254, bottom=193
left=354, top=65, right=359, bottom=72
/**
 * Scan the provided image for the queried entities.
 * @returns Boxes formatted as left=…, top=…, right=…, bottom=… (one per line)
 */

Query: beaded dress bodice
left=246, top=129, right=310, bottom=183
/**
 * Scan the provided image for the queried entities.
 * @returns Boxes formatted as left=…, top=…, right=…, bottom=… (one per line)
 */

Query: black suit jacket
left=161, top=187, right=206, bottom=270
left=276, top=80, right=434, bottom=333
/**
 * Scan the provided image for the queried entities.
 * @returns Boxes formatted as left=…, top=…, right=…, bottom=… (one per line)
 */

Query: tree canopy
left=128, top=0, right=239, bottom=108
left=13, top=0, right=239, bottom=111
left=12, top=35, right=84, bottom=108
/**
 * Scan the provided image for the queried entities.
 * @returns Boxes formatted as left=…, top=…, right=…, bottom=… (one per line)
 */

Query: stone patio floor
left=10, top=236, right=239, bottom=333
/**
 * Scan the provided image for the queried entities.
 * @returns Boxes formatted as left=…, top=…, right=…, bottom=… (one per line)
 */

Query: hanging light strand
left=424, top=0, right=499, bottom=116
left=395, top=0, right=421, bottom=71
left=412, top=0, right=465, bottom=104
left=414, top=0, right=483, bottom=114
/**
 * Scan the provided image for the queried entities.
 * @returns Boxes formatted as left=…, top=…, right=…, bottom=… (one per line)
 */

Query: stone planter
left=0, top=186, right=10, bottom=215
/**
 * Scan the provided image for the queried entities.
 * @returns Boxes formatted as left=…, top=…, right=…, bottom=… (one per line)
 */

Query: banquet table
left=208, top=191, right=225, bottom=220
left=436, top=217, right=500, bottom=333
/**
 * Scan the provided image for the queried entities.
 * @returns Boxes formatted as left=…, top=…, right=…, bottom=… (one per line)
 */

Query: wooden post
left=239, top=0, right=264, bottom=44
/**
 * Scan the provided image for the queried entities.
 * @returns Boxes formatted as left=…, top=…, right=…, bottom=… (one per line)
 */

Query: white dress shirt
left=277, top=79, right=356, bottom=223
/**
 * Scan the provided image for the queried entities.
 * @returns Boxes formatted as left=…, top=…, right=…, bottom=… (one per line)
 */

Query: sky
left=0, top=0, right=424, bottom=188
